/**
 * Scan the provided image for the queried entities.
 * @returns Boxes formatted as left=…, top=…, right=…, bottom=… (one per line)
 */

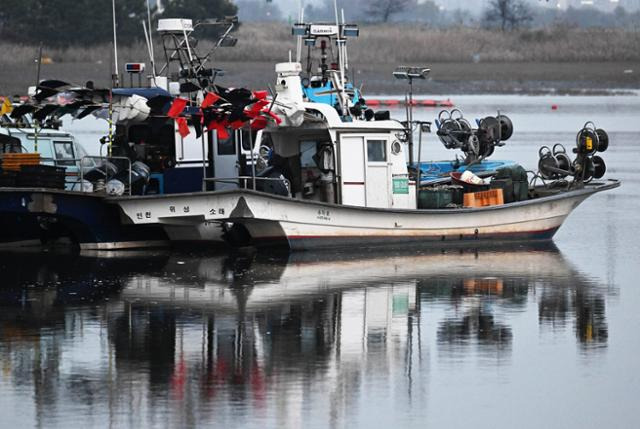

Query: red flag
left=250, top=116, right=268, bottom=130
left=201, top=92, right=220, bottom=109
left=167, top=97, right=187, bottom=118
left=230, top=120, right=245, bottom=130
left=176, top=117, right=190, bottom=138
left=252, top=90, right=268, bottom=100
left=207, top=120, right=230, bottom=140
left=262, top=109, right=282, bottom=125
left=248, top=99, right=270, bottom=114
left=216, top=125, right=230, bottom=140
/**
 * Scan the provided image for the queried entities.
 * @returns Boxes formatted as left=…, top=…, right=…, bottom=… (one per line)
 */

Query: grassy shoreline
left=1, top=24, right=639, bottom=95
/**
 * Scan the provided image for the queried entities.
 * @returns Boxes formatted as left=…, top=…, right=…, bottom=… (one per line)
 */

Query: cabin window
left=300, top=140, right=317, bottom=167
left=53, top=141, right=75, bottom=166
left=367, top=140, right=387, bottom=162
left=217, top=133, right=236, bottom=155
left=240, top=130, right=258, bottom=151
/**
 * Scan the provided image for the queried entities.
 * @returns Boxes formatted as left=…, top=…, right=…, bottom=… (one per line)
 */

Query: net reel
left=537, top=122, right=608, bottom=183
left=435, top=109, right=513, bottom=164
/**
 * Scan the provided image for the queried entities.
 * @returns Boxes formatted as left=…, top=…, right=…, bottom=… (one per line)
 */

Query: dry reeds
left=1, top=24, right=638, bottom=67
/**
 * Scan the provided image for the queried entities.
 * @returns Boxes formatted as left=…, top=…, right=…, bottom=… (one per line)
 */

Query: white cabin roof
left=0, top=127, right=73, bottom=138
left=300, top=102, right=405, bottom=132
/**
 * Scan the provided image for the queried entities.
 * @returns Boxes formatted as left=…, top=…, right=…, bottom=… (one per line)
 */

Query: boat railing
left=36, top=156, right=90, bottom=189
left=203, top=176, right=291, bottom=193
left=79, top=156, right=133, bottom=196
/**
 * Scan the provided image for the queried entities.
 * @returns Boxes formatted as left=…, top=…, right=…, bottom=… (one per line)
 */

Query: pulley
left=595, top=128, right=608, bottom=152
left=478, top=116, right=500, bottom=143
left=576, top=122, right=608, bottom=155
left=553, top=144, right=573, bottom=175
left=436, top=109, right=513, bottom=164
left=538, top=146, right=561, bottom=180
left=498, top=115, right=513, bottom=141
left=592, top=155, right=606, bottom=179
left=436, top=110, right=461, bottom=149
left=576, top=128, right=598, bottom=155
left=573, top=156, right=595, bottom=182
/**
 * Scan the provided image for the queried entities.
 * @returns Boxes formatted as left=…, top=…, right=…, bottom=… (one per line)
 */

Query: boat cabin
left=255, top=62, right=417, bottom=210
left=0, top=126, right=94, bottom=189
left=109, top=89, right=256, bottom=195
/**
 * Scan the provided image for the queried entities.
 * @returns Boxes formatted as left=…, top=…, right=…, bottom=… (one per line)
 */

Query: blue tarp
left=112, top=87, right=171, bottom=99
left=418, top=160, right=517, bottom=185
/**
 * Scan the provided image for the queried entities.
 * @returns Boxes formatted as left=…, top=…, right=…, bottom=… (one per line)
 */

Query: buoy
left=551, top=104, right=558, bottom=110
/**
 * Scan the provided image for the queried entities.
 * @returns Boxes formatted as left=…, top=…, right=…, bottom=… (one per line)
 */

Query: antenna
left=333, top=0, right=348, bottom=116
left=296, top=2, right=304, bottom=63
left=146, top=0, right=157, bottom=78
left=111, top=0, right=119, bottom=86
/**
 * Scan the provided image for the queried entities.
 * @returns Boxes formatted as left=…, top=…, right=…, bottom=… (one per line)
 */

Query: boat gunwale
left=105, top=179, right=620, bottom=215
left=0, top=187, right=107, bottom=199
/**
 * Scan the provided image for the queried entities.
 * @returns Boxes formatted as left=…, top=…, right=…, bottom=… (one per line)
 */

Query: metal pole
left=108, top=89, right=113, bottom=157
left=416, top=123, right=423, bottom=208
left=212, top=129, right=218, bottom=190
left=34, top=43, right=43, bottom=88
left=201, top=131, right=206, bottom=191
left=33, top=43, right=43, bottom=153
left=146, top=0, right=157, bottom=78
left=112, top=0, right=119, bottom=86
left=408, top=78, right=414, bottom=166
left=249, top=128, right=256, bottom=191
left=295, top=2, right=303, bottom=63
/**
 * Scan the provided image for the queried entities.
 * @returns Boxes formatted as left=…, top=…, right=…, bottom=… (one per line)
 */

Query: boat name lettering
left=169, top=206, right=175, bottom=213
left=135, top=211, right=152, bottom=220
left=209, top=208, right=225, bottom=216
left=317, top=209, right=331, bottom=221
left=183, top=206, right=190, bottom=213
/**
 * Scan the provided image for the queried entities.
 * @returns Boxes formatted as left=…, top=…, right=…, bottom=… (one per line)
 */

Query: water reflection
left=0, top=245, right=610, bottom=428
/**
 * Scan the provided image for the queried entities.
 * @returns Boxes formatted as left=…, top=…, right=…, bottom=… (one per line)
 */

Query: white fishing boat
left=108, top=15, right=618, bottom=250
left=111, top=56, right=619, bottom=250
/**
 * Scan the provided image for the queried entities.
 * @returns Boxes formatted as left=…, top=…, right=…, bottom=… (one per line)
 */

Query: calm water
left=3, top=95, right=640, bottom=429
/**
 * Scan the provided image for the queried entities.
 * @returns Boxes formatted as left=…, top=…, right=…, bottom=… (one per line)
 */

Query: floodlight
left=393, top=66, right=430, bottom=80
left=292, top=23, right=307, bottom=36
left=219, top=36, right=237, bottom=47
left=342, top=24, right=359, bottom=37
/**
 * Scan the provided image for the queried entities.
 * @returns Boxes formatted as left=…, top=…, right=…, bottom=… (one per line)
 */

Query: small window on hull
left=367, top=140, right=386, bottom=162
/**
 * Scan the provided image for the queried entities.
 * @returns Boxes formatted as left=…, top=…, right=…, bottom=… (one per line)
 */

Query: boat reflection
left=0, top=245, right=609, bottom=427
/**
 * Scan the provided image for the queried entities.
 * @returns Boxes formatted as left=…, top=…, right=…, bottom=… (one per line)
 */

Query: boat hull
left=0, top=213, right=43, bottom=248
left=110, top=180, right=619, bottom=250
left=0, top=188, right=169, bottom=250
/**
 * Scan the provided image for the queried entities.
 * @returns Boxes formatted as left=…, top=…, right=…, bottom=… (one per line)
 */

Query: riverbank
left=0, top=24, right=638, bottom=95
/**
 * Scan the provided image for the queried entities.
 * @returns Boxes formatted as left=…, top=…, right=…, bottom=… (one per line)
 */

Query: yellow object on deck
left=0, top=97, right=13, bottom=116
left=463, top=188, right=504, bottom=208
left=0, top=153, right=41, bottom=171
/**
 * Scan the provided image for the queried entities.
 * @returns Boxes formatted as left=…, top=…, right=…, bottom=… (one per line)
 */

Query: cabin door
left=212, top=129, right=239, bottom=190
left=365, top=138, right=391, bottom=208
left=339, top=135, right=366, bottom=206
